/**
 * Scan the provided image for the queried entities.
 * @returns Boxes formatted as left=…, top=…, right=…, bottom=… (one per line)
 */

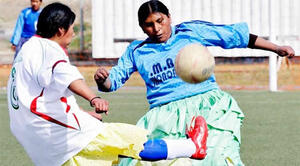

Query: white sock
left=163, top=138, right=196, bottom=159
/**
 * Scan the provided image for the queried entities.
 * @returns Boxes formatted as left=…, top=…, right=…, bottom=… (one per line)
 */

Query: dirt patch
left=0, top=65, right=11, bottom=88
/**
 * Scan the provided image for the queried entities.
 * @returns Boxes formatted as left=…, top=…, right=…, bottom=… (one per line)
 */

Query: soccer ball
left=175, top=43, right=215, bottom=84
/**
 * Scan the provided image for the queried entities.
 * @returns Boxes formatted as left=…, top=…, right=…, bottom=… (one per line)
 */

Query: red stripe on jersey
left=60, top=97, right=71, bottom=113
left=52, top=60, right=67, bottom=73
left=30, top=89, right=80, bottom=130
left=73, top=113, right=81, bottom=130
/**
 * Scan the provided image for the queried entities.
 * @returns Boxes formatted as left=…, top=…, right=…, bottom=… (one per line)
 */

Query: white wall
left=92, top=0, right=300, bottom=58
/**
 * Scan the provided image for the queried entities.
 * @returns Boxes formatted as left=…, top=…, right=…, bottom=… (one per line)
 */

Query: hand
left=11, top=45, right=16, bottom=51
left=87, top=111, right=103, bottom=121
left=94, top=67, right=109, bottom=85
left=276, top=46, right=295, bottom=58
left=90, top=97, right=109, bottom=115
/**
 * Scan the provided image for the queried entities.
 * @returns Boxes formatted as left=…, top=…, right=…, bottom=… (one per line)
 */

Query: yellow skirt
left=63, top=123, right=148, bottom=166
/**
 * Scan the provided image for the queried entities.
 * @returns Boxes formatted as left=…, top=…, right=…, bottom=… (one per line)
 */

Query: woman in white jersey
left=94, top=0, right=295, bottom=165
left=7, top=2, right=211, bottom=166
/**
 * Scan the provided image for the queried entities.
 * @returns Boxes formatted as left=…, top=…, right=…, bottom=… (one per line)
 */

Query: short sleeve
left=37, top=58, right=83, bottom=90
left=52, top=62, right=83, bottom=90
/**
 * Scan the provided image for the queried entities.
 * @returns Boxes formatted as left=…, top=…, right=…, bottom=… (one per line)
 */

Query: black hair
left=36, top=2, right=75, bottom=38
left=138, top=0, right=170, bottom=27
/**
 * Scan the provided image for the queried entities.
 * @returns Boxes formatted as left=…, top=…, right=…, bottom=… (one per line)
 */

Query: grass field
left=0, top=88, right=300, bottom=166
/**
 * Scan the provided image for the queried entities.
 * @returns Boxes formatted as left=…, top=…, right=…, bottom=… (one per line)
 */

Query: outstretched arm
left=68, top=79, right=109, bottom=114
left=248, top=34, right=295, bottom=58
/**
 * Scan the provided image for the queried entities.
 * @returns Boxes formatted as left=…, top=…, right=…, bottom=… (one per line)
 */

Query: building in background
left=92, top=0, right=300, bottom=59
left=92, top=0, right=300, bottom=91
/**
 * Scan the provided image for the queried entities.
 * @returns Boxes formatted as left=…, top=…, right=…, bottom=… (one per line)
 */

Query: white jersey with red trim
left=7, top=36, right=104, bottom=166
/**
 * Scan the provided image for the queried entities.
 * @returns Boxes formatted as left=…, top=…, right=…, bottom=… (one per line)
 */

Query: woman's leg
left=139, top=116, right=208, bottom=161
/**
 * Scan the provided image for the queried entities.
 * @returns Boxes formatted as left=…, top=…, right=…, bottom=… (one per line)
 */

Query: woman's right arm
left=94, top=44, right=138, bottom=92
left=94, top=67, right=112, bottom=92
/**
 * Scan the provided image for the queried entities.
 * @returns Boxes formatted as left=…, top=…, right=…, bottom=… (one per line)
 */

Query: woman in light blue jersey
left=94, top=0, right=295, bottom=165
left=10, top=0, right=42, bottom=59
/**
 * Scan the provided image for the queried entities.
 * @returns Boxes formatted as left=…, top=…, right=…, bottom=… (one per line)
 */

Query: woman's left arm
left=248, top=34, right=295, bottom=58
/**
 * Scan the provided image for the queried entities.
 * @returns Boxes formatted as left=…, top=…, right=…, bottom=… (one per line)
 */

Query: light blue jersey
left=10, top=7, right=42, bottom=46
left=108, top=21, right=249, bottom=108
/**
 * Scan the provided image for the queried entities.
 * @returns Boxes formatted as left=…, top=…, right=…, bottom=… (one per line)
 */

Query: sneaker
left=186, top=116, right=208, bottom=159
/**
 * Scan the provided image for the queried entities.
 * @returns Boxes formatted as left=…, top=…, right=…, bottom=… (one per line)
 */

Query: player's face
left=60, top=23, right=75, bottom=48
left=31, top=0, right=42, bottom=11
left=141, top=12, right=172, bottom=43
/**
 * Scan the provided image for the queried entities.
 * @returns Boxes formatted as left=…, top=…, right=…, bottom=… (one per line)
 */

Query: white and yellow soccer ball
left=175, top=43, right=215, bottom=84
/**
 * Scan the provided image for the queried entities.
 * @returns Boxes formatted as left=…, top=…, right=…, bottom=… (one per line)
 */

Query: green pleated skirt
left=119, top=89, right=245, bottom=166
